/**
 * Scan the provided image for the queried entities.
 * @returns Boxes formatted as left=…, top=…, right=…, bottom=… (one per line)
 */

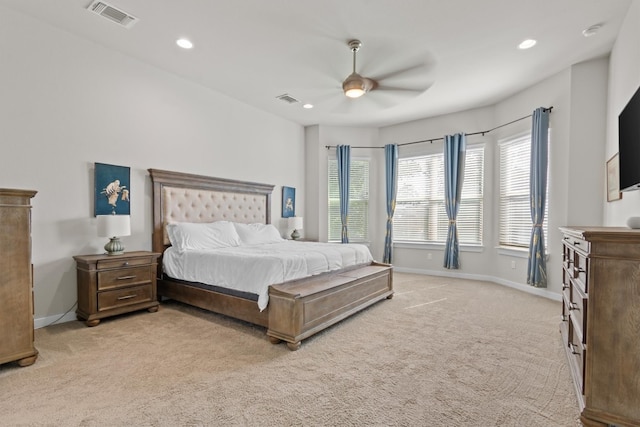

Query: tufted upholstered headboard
left=148, top=169, right=274, bottom=255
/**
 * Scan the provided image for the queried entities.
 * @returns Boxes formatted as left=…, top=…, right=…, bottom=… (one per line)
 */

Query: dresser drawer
left=572, top=253, right=589, bottom=293
left=97, top=256, right=154, bottom=270
left=563, top=245, right=589, bottom=293
left=98, top=284, right=153, bottom=311
left=568, top=326, right=586, bottom=395
left=562, top=234, right=590, bottom=254
left=98, top=266, right=152, bottom=291
left=561, top=271, right=571, bottom=301
left=561, top=296, right=570, bottom=323
left=569, top=282, right=587, bottom=344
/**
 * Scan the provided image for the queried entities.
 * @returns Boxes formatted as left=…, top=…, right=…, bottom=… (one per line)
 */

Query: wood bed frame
left=149, top=168, right=393, bottom=350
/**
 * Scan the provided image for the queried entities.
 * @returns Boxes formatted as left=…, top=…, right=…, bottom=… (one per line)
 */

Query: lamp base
left=291, top=229, right=300, bottom=240
left=104, top=237, right=125, bottom=256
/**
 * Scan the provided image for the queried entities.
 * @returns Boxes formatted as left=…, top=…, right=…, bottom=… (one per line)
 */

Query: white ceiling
left=0, top=0, right=632, bottom=127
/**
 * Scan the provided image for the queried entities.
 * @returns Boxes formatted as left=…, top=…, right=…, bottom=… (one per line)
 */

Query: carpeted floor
left=0, top=273, right=580, bottom=426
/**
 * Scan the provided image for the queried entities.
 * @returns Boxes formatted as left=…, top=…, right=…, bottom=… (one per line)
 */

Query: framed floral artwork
left=282, top=186, right=295, bottom=218
left=95, top=162, right=131, bottom=215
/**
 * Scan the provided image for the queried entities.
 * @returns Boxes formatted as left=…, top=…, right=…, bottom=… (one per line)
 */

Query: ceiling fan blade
left=364, top=85, right=432, bottom=109
left=376, top=84, right=432, bottom=93
left=371, top=62, right=432, bottom=84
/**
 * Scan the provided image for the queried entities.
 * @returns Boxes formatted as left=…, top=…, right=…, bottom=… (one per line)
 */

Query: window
left=499, top=133, right=548, bottom=248
left=328, top=158, right=370, bottom=242
left=394, top=146, right=484, bottom=244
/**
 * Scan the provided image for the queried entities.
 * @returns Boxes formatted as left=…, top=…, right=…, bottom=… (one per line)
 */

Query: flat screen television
left=618, top=84, right=640, bottom=192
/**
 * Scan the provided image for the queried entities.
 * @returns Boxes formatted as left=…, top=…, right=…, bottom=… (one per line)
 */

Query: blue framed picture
left=95, top=162, right=131, bottom=216
left=282, top=186, right=295, bottom=218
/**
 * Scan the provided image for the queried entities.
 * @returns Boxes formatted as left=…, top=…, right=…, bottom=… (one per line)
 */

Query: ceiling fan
left=337, top=39, right=433, bottom=107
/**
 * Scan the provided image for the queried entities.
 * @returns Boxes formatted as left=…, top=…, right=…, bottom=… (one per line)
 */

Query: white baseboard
left=393, top=266, right=562, bottom=302
left=34, top=311, right=78, bottom=329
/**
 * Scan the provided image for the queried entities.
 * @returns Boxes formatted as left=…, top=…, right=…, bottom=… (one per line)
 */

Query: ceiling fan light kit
left=343, top=73, right=366, bottom=98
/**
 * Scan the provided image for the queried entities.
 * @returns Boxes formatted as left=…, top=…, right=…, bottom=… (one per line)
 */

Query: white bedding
left=163, top=241, right=374, bottom=311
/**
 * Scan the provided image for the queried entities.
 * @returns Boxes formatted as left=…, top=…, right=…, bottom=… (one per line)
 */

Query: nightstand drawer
left=98, top=266, right=152, bottom=290
left=98, top=284, right=153, bottom=311
left=97, top=256, right=154, bottom=270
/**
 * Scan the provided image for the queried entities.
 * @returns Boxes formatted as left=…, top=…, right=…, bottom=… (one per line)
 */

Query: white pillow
left=234, top=222, right=284, bottom=245
left=166, top=221, right=241, bottom=251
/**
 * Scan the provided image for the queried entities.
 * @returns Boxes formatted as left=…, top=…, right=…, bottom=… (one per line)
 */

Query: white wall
left=604, top=0, right=640, bottom=225
left=0, top=7, right=304, bottom=326
left=305, top=125, right=381, bottom=252
left=304, top=125, right=320, bottom=241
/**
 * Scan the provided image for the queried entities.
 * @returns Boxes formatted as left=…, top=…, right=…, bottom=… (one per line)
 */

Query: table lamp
left=97, top=214, right=131, bottom=255
left=288, top=216, right=303, bottom=240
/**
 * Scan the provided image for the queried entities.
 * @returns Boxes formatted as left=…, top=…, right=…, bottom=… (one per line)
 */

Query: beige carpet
left=0, top=273, right=580, bottom=426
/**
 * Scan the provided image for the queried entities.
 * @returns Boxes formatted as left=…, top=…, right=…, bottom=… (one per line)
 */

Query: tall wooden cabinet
left=559, top=226, right=640, bottom=427
left=0, top=189, right=38, bottom=367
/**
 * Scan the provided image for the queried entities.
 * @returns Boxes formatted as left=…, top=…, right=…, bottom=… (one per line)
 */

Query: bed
left=149, top=168, right=393, bottom=350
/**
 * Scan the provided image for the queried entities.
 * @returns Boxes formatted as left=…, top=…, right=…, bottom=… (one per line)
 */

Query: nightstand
left=74, top=251, right=161, bottom=327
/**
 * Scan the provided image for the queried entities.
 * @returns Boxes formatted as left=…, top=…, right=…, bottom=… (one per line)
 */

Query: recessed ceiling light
left=582, top=24, right=603, bottom=37
left=518, top=39, right=537, bottom=50
left=302, top=103, right=314, bottom=109
left=176, top=38, right=193, bottom=49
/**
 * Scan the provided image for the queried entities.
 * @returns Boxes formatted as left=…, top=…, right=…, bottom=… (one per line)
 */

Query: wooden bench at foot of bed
left=267, top=262, right=393, bottom=351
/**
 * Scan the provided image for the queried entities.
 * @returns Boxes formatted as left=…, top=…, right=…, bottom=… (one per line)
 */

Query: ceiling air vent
left=87, top=1, right=138, bottom=29
left=276, top=94, right=300, bottom=104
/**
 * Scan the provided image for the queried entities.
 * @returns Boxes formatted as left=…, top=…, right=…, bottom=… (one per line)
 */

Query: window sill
left=394, top=242, right=484, bottom=253
left=496, top=246, right=550, bottom=259
left=328, top=240, right=371, bottom=246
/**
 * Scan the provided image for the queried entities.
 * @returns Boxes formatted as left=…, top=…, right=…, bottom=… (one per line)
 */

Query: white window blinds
left=328, top=159, right=370, bottom=242
left=394, top=146, right=484, bottom=244
left=499, top=134, right=548, bottom=247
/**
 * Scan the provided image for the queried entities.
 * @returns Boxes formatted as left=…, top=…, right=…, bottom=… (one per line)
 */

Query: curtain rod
left=324, top=106, right=553, bottom=150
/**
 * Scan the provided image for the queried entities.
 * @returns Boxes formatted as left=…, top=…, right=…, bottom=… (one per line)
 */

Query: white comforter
left=163, top=241, right=373, bottom=311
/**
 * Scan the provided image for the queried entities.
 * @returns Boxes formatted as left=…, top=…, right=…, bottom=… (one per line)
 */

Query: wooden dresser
left=0, top=189, right=38, bottom=367
left=559, top=226, right=640, bottom=427
left=74, top=251, right=160, bottom=326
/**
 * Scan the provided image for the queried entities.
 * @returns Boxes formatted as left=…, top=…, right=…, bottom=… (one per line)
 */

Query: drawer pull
left=562, top=283, right=570, bottom=290
left=117, top=294, right=137, bottom=300
left=569, top=302, right=579, bottom=311
left=123, top=262, right=129, bottom=266
left=573, top=267, right=585, bottom=274
left=573, top=241, right=581, bottom=246
left=569, top=343, right=580, bottom=355
left=116, top=275, right=137, bottom=280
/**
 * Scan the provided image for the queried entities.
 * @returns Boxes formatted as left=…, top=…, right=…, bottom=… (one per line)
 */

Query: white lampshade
left=97, top=214, right=131, bottom=237
left=288, top=216, right=303, bottom=230
left=288, top=216, right=303, bottom=240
